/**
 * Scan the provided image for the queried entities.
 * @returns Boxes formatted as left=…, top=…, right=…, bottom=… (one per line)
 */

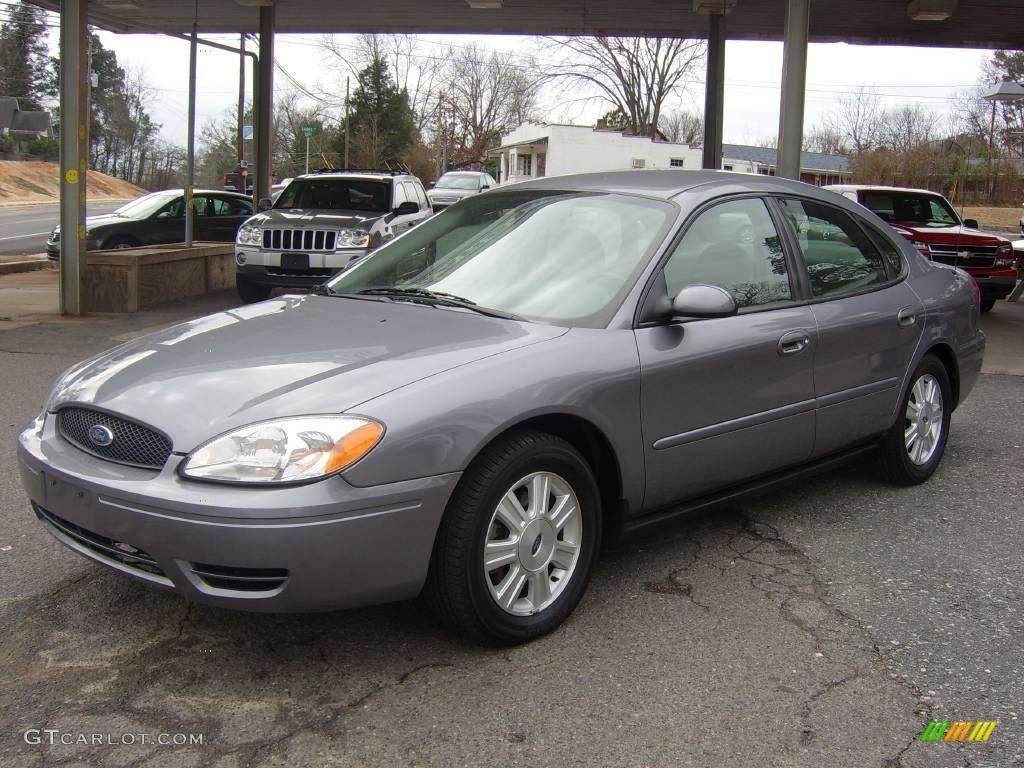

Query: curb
left=0, top=259, right=55, bottom=276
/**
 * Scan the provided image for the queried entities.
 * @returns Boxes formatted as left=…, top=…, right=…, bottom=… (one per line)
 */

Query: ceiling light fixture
left=466, top=0, right=502, bottom=8
left=907, top=0, right=957, bottom=21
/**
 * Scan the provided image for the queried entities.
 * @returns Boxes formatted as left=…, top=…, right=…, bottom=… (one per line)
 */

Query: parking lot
left=0, top=275, right=1021, bottom=768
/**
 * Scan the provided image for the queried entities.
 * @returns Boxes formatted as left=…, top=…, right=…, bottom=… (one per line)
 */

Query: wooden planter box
left=83, top=242, right=235, bottom=313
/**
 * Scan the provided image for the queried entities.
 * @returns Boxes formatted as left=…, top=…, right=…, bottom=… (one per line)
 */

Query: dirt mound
left=0, top=161, right=145, bottom=204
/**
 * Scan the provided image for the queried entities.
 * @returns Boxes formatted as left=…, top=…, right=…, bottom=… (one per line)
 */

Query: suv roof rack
left=306, top=168, right=410, bottom=176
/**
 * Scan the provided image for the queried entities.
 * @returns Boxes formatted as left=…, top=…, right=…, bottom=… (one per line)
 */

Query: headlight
left=236, top=225, right=262, bottom=246
left=337, top=228, right=370, bottom=248
left=180, top=416, right=384, bottom=484
left=995, top=258, right=1015, bottom=268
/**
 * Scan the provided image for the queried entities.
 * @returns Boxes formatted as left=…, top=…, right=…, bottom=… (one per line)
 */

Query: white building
left=490, top=123, right=702, bottom=184
left=489, top=123, right=851, bottom=186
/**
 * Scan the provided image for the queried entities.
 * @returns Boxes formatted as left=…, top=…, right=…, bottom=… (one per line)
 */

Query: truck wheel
left=876, top=355, right=952, bottom=486
left=423, top=430, right=601, bottom=645
left=236, top=275, right=272, bottom=303
left=980, top=297, right=996, bottom=313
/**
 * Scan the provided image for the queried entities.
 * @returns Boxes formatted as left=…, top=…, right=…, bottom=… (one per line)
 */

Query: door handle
left=897, top=308, right=917, bottom=327
left=778, top=331, right=810, bottom=357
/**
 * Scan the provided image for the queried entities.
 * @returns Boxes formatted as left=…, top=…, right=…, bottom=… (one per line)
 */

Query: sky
left=75, top=30, right=993, bottom=150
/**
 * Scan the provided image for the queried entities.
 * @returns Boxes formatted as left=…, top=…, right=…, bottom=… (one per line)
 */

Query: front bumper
left=18, top=413, right=459, bottom=612
left=968, top=271, right=1017, bottom=300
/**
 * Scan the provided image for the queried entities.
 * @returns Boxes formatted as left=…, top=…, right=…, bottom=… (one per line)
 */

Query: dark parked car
left=21, top=171, right=983, bottom=644
left=47, top=189, right=254, bottom=259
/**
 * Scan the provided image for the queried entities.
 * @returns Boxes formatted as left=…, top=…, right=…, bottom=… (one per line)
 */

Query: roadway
left=0, top=201, right=125, bottom=257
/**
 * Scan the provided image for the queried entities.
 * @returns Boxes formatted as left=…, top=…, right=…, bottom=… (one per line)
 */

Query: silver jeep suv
left=234, top=169, right=432, bottom=302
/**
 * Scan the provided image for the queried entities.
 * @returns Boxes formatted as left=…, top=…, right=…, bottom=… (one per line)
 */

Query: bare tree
left=658, top=109, right=704, bottom=144
left=543, top=36, right=706, bottom=137
left=441, top=44, right=540, bottom=167
left=832, top=84, right=882, bottom=154
left=877, top=104, right=937, bottom=153
left=803, top=122, right=849, bottom=155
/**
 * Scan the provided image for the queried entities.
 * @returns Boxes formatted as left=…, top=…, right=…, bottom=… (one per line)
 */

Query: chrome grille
left=262, top=228, right=337, bottom=252
left=57, top=407, right=172, bottom=469
left=927, top=243, right=997, bottom=268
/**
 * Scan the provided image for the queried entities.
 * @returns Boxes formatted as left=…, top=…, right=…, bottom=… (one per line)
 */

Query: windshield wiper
left=356, top=288, right=523, bottom=320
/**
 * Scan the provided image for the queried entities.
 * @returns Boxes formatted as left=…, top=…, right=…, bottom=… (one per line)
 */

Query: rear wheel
left=980, top=297, right=996, bottom=313
left=236, top=274, right=272, bottom=303
left=876, top=355, right=951, bottom=485
left=424, top=430, right=601, bottom=644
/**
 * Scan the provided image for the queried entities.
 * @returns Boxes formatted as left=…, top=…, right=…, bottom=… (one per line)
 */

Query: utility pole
left=344, top=76, right=350, bottom=169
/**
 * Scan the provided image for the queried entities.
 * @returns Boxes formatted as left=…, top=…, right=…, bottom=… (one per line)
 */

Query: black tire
left=876, top=354, right=952, bottom=485
left=980, top=297, right=996, bottom=313
left=101, top=234, right=139, bottom=250
left=423, top=430, right=601, bottom=645
left=236, top=274, right=272, bottom=303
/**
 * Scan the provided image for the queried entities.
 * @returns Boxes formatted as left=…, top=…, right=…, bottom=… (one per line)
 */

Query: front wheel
left=423, top=430, right=601, bottom=644
left=876, top=355, right=952, bottom=485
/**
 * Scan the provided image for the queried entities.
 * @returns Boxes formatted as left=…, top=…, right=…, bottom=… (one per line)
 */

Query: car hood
left=49, top=295, right=567, bottom=451
left=887, top=222, right=1010, bottom=246
left=244, top=209, right=384, bottom=228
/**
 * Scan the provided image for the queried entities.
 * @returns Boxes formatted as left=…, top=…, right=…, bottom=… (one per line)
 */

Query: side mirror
left=427, top=181, right=435, bottom=189
left=394, top=201, right=420, bottom=216
left=963, top=218, right=979, bottom=230
left=670, top=284, right=737, bottom=319
left=258, top=198, right=273, bottom=211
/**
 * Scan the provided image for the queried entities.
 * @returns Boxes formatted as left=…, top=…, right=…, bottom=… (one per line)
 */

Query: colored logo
left=921, top=720, right=997, bottom=742
left=87, top=424, right=114, bottom=448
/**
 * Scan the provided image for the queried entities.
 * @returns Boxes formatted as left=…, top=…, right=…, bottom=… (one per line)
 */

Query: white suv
left=234, top=170, right=432, bottom=303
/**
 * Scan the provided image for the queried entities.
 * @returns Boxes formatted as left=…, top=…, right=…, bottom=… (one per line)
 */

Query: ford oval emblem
left=87, top=424, right=114, bottom=447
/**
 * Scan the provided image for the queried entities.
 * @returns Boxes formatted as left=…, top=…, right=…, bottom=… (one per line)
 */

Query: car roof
left=823, top=184, right=941, bottom=196
left=441, top=170, right=487, bottom=176
left=144, top=189, right=249, bottom=198
left=509, top=170, right=846, bottom=201
left=294, top=171, right=412, bottom=182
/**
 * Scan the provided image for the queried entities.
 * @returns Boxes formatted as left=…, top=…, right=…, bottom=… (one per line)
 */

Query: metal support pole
left=344, top=76, right=350, bottom=169
left=305, top=135, right=310, bottom=175
left=185, top=21, right=197, bottom=247
left=238, top=33, right=245, bottom=171
left=58, top=0, right=88, bottom=315
left=777, top=0, right=810, bottom=180
left=256, top=5, right=275, bottom=203
left=702, top=13, right=726, bottom=170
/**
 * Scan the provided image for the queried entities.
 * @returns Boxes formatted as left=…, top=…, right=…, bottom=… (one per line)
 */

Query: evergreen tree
left=339, top=57, right=415, bottom=169
left=0, top=1, right=49, bottom=109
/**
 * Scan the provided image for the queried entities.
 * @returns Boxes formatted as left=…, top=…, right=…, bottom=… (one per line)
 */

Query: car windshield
left=113, top=191, right=180, bottom=220
left=274, top=178, right=390, bottom=212
left=435, top=174, right=482, bottom=191
left=861, top=191, right=960, bottom=227
left=328, top=190, right=674, bottom=328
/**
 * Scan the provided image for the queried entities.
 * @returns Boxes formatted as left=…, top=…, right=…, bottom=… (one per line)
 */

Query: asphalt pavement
left=0, top=290, right=1020, bottom=768
left=0, top=201, right=125, bottom=256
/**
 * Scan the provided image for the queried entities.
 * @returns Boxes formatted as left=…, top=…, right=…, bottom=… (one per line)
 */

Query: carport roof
left=26, top=0, right=1024, bottom=47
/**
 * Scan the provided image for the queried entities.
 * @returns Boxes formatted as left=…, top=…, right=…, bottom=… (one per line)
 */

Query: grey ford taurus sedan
left=18, top=171, right=984, bottom=644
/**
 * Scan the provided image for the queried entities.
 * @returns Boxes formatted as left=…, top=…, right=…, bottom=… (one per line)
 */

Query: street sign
left=300, top=124, right=318, bottom=138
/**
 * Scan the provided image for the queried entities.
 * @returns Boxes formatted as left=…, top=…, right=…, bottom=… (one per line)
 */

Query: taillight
left=971, top=275, right=981, bottom=306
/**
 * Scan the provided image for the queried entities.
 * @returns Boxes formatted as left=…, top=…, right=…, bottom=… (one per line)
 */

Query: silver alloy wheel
left=483, top=471, right=582, bottom=616
left=905, top=373, right=944, bottom=466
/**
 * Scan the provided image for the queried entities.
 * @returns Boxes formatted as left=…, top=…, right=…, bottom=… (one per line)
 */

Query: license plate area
left=280, top=253, right=309, bottom=271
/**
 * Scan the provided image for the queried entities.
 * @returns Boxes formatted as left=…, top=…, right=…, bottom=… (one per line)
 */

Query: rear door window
left=781, top=199, right=889, bottom=297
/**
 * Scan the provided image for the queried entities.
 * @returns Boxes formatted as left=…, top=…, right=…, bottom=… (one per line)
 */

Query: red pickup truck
left=826, top=185, right=1018, bottom=312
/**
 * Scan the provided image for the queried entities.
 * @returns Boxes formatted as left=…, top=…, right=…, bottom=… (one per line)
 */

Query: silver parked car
left=18, top=171, right=984, bottom=644
left=427, top=170, right=497, bottom=212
